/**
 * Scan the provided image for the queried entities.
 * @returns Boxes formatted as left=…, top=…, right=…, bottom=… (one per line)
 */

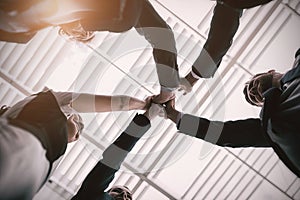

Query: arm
left=72, top=114, right=151, bottom=200
left=178, top=114, right=270, bottom=147
left=69, top=94, right=150, bottom=113
left=190, top=3, right=243, bottom=79
left=53, top=91, right=150, bottom=113
left=134, top=1, right=180, bottom=95
left=165, top=100, right=270, bottom=147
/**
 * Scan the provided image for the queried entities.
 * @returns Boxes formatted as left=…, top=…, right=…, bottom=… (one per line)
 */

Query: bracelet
left=190, top=69, right=201, bottom=80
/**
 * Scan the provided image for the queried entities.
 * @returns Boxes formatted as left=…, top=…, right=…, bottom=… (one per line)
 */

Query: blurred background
left=0, top=0, right=300, bottom=199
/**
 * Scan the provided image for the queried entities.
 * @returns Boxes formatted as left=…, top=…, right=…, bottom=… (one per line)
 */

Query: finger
left=168, top=95, right=176, bottom=102
left=166, top=98, right=175, bottom=108
left=164, top=100, right=172, bottom=107
left=158, top=108, right=166, bottom=118
left=171, top=99, right=176, bottom=107
left=152, top=96, right=161, bottom=103
left=144, top=96, right=152, bottom=103
left=170, top=92, right=176, bottom=98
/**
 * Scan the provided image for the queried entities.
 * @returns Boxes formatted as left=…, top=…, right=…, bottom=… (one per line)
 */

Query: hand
left=143, top=96, right=154, bottom=110
left=178, top=77, right=193, bottom=95
left=152, top=90, right=175, bottom=104
left=162, top=99, right=181, bottom=123
left=178, top=73, right=198, bottom=95
left=144, top=103, right=165, bottom=120
left=164, top=99, right=175, bottom=118
left=122, top=95, right=153, bottom=111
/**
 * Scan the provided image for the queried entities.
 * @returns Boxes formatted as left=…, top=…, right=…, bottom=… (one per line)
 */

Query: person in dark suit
left=0, top=0, right=179, bottom=103
left=71, top=104, right=163, bottom=200
left=164, top=48, right=300, bottom=177
left=179, top=0, right=274, bottom=93
left=218, top=0, right=274, bottom=9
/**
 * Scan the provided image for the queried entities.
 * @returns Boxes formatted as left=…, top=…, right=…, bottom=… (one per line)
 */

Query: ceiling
left=0, top=0, right=300, bottom=199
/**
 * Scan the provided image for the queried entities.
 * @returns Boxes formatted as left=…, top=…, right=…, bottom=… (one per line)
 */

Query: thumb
left=164, top=99, right=175, bottom=110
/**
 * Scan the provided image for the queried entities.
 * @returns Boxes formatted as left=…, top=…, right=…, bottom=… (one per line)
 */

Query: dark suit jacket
left=0, top=0, right=179, bottom=89
left=71, top=114, right=150, bottom=200
left=221, top=0, right=274, bottom=9
left=193, top=0, right=273, bottom=78
left=81, top=0, right=179, bottom=89
left=179, top=49, right=300, bottom=177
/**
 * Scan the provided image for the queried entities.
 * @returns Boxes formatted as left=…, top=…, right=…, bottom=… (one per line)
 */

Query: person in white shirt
left=0, top=90, right=151, bottom=200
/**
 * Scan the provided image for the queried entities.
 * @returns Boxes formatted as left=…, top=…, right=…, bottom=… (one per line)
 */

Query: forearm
left=135, top=0, right=179, bottom=89
left=192, top=3, right=242, bottom=78
left=111, top=95, right=147, bottom=111
left=177, top=114, right=270, bottom=147
left=167, top=108, right=181, bottom=124
left=154, top=49, right=180, bottom=89
left=71, top=94, right=147, bottom=112
left=101, top=114, right=150, bottom=167
left=73, top=114, right=150, bottom=199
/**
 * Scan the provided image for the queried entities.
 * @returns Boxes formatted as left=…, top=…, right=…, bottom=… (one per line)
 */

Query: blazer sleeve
left=221, top=0, right=274, bottom=9
left=177, top=114, right=270, bottom=147
left=72, top=114, right=151, bottom=200
left=192, top=3, right=242, bottom=78
left=0, top=0, right=42, bottom=12
left=134, top=0, right=180, bottom=89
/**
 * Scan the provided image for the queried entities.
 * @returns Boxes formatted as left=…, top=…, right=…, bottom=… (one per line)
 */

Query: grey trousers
left=0, top=119, right=50, bottom=200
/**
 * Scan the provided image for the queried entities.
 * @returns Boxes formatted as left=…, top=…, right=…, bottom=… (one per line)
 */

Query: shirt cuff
left=177, top=114, right=200, bottom=137
left=191, top=69, right=201, bottom=80
left=124, top=114, right=151, bottom=138
left=175, top=112, right=183, bottom=126
left=161, top=86, right=177, bottom=92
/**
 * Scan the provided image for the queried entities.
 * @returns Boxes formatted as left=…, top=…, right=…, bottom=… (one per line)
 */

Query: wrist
left=167, top=109, right=181, bottom=124
left=185, top=72, right=199, bottom=86
left=129, top=98, right=146, bottom=111
left=161, top=86, right=177, bottom=92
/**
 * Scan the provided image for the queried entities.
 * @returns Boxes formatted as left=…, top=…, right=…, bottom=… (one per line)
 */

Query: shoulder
left=51, top=90, right=80, bottom=106
left=2, top=95, right=35, bottom=118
